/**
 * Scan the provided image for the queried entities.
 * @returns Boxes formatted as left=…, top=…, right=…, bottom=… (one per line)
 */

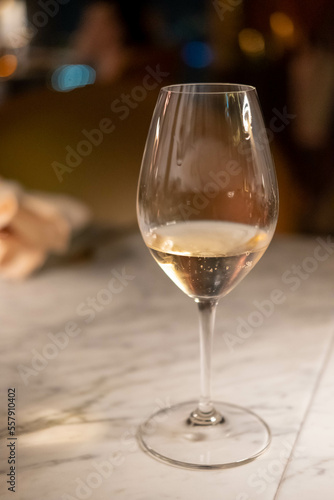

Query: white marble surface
left=1, top=231, right=334, bottom=500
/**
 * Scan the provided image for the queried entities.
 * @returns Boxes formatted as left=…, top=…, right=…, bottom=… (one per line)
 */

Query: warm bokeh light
left=270, top=12, right=294, bottom=39
left=238, top=29, right=265, bottom=57
left=0, top=0, right=27, bottom=48
left=0, top=54, right=18, bottom=78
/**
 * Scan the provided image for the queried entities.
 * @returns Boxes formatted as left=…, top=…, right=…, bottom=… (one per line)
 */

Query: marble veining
left=0, top=232, right=334, bottom=499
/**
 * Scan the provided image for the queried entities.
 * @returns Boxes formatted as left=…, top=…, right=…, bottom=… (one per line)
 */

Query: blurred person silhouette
left=71, top=0, right=169, bottom=84
left=238, top=0, right=334, bottom=233
left=72, top=1, right=130, bottom=83
left=287, top=0, right=334, bottom=233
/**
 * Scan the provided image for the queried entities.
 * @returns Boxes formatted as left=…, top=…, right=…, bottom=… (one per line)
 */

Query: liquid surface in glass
left=146, top=221, right=269, bottom=299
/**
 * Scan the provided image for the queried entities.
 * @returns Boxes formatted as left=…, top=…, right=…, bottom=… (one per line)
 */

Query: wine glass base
left=137, top=401, right=271, bottom=470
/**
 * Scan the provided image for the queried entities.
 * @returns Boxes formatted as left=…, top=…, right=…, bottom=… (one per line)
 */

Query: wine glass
left=136, top=83, right=278, bottom=469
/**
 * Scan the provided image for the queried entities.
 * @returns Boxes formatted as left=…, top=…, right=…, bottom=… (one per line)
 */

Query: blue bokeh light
left=51, top=65, right=96, bottom=92
left=182, top=41, right=213, bottom=69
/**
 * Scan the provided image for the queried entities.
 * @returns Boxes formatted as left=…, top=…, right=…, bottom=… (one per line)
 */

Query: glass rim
left=160, top=83, right=257, bottom=95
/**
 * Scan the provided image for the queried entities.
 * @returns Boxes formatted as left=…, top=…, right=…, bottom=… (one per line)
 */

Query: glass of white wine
left=136, top=83, right=279, bottom=469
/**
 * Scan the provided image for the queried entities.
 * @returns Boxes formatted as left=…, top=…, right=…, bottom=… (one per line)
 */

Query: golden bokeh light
left=270, top=12, right=294, bottom=38
left=238, top=29, right=265, bottom=57
left=0, top=54, right=18, bottom=78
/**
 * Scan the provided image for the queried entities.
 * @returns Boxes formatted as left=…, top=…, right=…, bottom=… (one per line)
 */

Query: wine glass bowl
left=136, top=83, right=278, bottom=469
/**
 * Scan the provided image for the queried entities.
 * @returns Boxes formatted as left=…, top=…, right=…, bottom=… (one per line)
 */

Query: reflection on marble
left=1, top=232, right=334, bottom=499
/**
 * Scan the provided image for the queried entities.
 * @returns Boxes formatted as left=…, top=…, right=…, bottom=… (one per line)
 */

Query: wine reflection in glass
left=136, top=83, right=279, bottom=469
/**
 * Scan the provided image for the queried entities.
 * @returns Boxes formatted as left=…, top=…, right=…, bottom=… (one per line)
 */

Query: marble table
left=1, top=231, right=334, bottom=500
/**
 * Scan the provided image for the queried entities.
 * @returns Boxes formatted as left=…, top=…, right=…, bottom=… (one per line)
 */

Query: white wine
left=146, top=221, right=270, bottom=300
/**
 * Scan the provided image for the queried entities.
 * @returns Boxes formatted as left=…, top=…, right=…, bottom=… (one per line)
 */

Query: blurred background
left=1, top=0, right=333, bottom=234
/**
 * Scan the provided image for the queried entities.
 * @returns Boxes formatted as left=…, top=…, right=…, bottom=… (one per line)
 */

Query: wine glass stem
left=197, top=299, right=218, bottom=415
